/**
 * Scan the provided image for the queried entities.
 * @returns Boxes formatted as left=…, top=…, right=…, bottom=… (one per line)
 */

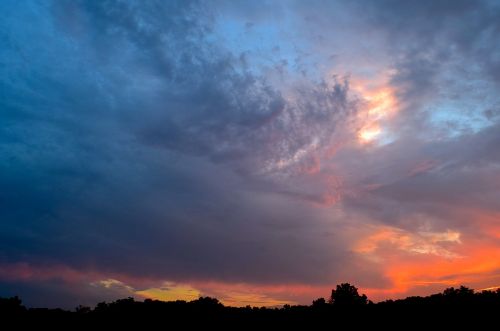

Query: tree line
left=2, top=283, right=500, bottom=328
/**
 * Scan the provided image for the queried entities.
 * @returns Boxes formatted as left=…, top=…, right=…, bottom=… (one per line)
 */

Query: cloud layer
left=1, top=0, right=500, bottom=307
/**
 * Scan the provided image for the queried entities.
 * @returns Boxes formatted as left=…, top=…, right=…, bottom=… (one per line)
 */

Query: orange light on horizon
left=354, top=222, right=500, bottom=301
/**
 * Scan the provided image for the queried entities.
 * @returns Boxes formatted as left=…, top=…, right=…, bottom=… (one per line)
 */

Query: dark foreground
left=2, top=284, right=500, bottom=328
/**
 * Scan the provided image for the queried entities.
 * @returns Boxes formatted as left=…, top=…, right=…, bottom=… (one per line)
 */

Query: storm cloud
left=1, top=0, right=500, bottom=307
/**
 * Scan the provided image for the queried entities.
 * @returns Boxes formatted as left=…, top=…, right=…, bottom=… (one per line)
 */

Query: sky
left=1, top=0, right=500, bottom=308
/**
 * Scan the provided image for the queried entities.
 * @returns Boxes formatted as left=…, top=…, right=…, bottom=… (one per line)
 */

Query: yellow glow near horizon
left=135, top=283, right=201, bottom=302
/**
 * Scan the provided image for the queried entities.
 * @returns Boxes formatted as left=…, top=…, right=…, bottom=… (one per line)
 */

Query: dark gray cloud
left=0, top=0, right=357, bottom=288
left=1, top=0, right=500, bottom=307
left=0, top=278, right=134, bottom=309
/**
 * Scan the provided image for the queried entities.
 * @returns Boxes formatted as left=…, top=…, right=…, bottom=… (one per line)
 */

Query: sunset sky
left=2, top=0, right=500, bottom=308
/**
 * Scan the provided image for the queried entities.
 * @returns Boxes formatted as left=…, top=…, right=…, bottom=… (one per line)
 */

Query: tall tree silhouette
left=328, top=283, right=368, bottom=305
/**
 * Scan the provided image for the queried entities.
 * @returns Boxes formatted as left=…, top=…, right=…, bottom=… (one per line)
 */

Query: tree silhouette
left=328, top=283, right=368, bottom=305
left=443, top=286, right=474, bottom=297
left=312, top=297, right=327, bottom=307
left=3, top=283, right=500, bottom=327
left=0, top=296, right=25, bottom=314
left=75, top=305, right=91, bottom=314
left=442, top=286, right=475, bottom=304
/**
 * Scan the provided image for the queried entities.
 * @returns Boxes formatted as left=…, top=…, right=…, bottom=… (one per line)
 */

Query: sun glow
left=366, top=88, right=396, bottom=118
left=353, top=82, right=399, bottom=145
left=358, top=124, right=382, bottom=143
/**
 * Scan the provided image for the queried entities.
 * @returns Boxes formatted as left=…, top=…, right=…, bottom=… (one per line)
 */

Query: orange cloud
left=354, top=221, right=500, bottom=301
left=354, top=226, right=461, bottom=258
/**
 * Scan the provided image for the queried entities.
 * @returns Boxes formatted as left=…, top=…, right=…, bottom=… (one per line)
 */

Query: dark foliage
left=328, top=283, right=370, bottom=305
left=2, top=284, right=500, bottom=328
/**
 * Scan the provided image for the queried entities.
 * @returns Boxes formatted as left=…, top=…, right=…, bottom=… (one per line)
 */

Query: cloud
left=1, top=0, right=500, bottom=307
left=0, top=0, right=361, bottom=288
